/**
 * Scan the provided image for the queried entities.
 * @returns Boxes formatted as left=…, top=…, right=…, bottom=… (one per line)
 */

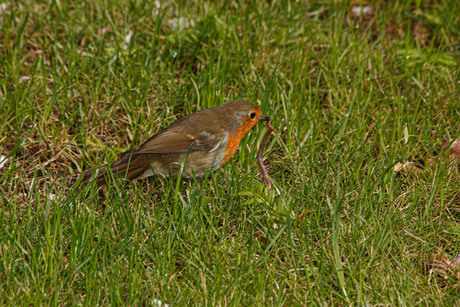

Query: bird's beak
left=258, top=115, right=271, bottom=121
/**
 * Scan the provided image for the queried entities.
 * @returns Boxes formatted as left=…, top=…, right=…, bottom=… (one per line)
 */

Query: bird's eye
left=250, top=112, right=256, bottom=119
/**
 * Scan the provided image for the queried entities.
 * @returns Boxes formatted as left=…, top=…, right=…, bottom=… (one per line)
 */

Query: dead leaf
left=297, top=210, right=312, bottom=221
left=0, top=155, right=10, bottom=169
left=449, top=139, right=460, bottom=162
left=427, top=249, right=460, bottom=286
left=393, top=161, right=422, bottom=174
left=350, top=5, right=373, bottom=18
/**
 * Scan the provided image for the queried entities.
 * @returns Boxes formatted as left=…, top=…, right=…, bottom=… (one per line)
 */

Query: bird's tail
left=82, top=154, right=149, bottom=187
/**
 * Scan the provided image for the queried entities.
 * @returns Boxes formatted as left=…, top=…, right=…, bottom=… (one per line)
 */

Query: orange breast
left=221, top=116, right=259, bottom=166
left=221, top=133, right=240, bottom=165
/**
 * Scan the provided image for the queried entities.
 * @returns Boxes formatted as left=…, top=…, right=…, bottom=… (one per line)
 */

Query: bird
left=82, top=100, right=271, bottom=186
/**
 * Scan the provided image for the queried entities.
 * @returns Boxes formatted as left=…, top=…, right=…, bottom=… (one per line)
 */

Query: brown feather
left=134, top=131, right=220, bottom=154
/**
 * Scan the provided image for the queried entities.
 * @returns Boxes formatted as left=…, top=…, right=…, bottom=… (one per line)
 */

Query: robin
left=82, top=100, right=271, bottom=186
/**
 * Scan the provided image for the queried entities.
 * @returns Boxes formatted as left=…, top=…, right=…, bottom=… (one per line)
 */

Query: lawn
left=1, top=0, right=459, bottom=305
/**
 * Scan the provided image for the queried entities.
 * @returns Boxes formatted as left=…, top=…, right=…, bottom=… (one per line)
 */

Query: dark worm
left=257, top=120, right=276, bottom=195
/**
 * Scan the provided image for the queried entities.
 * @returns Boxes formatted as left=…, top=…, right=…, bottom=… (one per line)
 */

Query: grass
left=1, top=0, right=460, bottom=305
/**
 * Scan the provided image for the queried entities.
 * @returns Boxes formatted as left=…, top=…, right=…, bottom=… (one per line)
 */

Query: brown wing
left=83, top=131, right=225, bottom=186
left=126, top=130, right=224, bottom=155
